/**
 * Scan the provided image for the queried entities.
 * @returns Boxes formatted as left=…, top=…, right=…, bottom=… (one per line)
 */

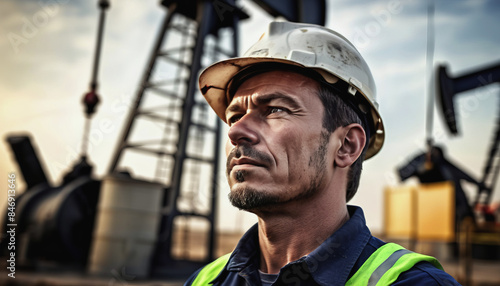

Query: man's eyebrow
left=254, top=92, right=302, bottom=110
left=225, top=92, right=302, bottom=117
left=226, top=103, right=242, bottom=116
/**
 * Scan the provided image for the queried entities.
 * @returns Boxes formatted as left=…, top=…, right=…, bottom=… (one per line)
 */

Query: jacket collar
left=214, top=206, right=371, bottom=285
left=303, top=206, right=372, bottom=285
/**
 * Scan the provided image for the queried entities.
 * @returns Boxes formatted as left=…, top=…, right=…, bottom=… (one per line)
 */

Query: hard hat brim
left=199, top=57, right=307, bottom=121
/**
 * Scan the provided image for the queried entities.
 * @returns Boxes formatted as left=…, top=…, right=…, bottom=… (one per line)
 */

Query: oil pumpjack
left=397, top=62, right=500, bottom=231
left=395, top=2, right=499, bottom=239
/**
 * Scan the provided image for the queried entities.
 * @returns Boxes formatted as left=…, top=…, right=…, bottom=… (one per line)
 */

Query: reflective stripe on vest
left=345, top=242, right=443, bottom=286
left=192, top=253, right=231, bottom=286
left=192, top=243, right=442, bottom=285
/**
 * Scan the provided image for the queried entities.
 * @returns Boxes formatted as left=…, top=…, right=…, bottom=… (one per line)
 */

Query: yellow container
left=384, top=181, right=455, bottom=242
left=384, top=185, right=416, bottom=239
left=415, top=181, right=455, bottom=242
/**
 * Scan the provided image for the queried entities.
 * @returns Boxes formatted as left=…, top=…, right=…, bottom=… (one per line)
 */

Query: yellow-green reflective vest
left=191, top=243, right=443, bottom=286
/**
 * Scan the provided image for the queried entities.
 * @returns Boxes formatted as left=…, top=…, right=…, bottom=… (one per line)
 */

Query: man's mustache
left=226, top=144, right=273, bottom=175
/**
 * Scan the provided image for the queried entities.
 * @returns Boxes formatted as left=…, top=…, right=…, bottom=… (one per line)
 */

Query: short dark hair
left=316, top=83, right=368, bottom=202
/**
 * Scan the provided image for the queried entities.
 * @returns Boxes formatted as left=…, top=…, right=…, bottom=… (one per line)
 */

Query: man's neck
left=256, top=200, right=349, bottom=274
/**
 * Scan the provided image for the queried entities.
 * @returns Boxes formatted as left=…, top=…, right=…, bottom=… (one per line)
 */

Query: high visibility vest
left=191, top=243, right=443, bottom=286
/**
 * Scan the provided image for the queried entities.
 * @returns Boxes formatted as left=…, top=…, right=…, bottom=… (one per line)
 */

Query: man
left=186, top=21, right=460, bottom=285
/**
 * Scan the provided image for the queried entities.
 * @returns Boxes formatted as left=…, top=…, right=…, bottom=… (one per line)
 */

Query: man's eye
left=269, top=107, right=286, bottom=114
left=228, top=115, right=242, bottom=125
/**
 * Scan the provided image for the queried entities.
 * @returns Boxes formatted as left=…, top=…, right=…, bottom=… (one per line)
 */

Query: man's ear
left=334, top=123, right=366, bottom=168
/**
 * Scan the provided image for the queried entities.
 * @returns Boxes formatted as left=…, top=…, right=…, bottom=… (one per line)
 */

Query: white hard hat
left=199, top=21, right=384, bottom=159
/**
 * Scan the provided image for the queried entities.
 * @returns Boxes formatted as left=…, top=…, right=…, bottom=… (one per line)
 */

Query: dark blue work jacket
left=184, top=206, right=460, bottom=285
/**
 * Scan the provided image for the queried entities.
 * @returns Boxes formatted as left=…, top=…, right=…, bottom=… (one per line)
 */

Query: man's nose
left=227, top=113, right=260, bottom=147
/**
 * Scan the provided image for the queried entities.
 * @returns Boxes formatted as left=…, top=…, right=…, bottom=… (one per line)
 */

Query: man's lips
left=229, top=157, right=265, bottom=173
left=226, top=145, right=273, bottom=176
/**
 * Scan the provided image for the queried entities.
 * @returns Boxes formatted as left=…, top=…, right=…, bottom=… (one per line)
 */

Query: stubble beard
left=227, top=130, right=330, bottom=211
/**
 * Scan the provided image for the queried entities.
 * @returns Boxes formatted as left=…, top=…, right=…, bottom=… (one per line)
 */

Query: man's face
left=224, top=70, right=336, bottom=212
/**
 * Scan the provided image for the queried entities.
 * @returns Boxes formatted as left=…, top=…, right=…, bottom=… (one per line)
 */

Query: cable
left=425, top=0, right=436, bottom=149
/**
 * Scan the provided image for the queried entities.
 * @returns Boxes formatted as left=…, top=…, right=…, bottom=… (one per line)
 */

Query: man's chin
left=228, top=186, right=281, bottom=211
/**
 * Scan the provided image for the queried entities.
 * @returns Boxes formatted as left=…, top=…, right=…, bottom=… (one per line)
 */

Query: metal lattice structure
left=107, top=0, right=248, bottom=270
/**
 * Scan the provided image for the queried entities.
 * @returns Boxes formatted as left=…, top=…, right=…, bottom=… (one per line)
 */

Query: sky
left=1, top=0, right=500, bottom=234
